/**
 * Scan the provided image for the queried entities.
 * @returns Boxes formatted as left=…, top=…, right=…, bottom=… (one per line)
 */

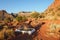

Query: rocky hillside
left=48, top=0, right=60, bottom=10
left=0, top=10, right=13, bottom=20
left=45, top=0, right=60, bottom=13
left=43, top=0, right=60, bottom=20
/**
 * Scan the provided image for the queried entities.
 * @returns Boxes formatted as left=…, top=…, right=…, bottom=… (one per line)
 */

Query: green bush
left=16, top=16, right=27, bottom=22
left=30, top=11, right=40, bottom=18
left=22, top=16, right=27, bottom=21
left=16, top=16, right=22, bottom=21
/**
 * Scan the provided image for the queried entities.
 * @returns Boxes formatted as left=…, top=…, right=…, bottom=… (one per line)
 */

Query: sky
left=0, top=0, right=54, bottom=13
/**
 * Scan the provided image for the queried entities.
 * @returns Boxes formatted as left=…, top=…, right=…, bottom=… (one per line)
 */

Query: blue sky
left=0, top=0, right=54, bottom=13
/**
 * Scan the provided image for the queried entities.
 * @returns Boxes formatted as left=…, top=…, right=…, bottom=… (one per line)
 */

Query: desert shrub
left=51, top=11, right=55, bottom=16
left=16, top=16, right=27, bottom=22
left=49, top=8, right=53, bottom=11
left=39, top=15, right=45, bottom=18
left=30, top=11, right=40, bottom=18
left=38, top=13, right=45, bottom=18
left=16, top=16, right=22, bottom=21
left=57, top=6, right=60, bottom=10
left=57, top=13, right=60, bottom=16
left=57, top=7, right=60, bottom=10
left=6, top=29, right=14, bottom=36
left=4, top=18, right=11, bottom=23
left=4, top=29, right=14, bottom=40
left=22, top=16, right=27, bottom=21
